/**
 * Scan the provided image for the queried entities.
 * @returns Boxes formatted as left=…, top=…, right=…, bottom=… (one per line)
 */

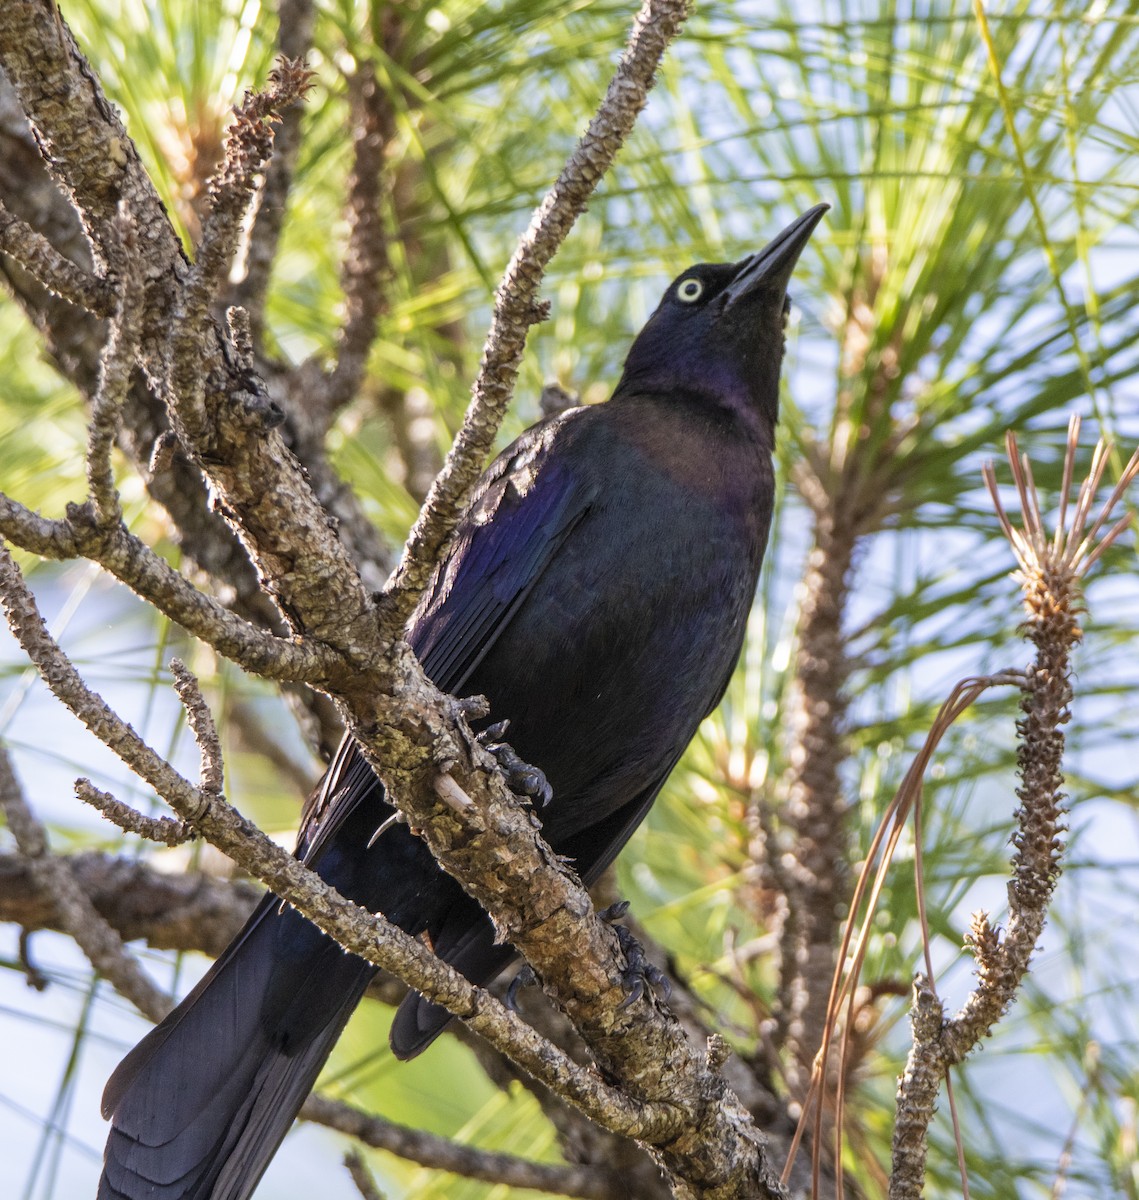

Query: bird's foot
left=597, top=901, right=671, bottom=1009
left=615, top=925, right=671, bottom=1009
left=504, top=964, right=538, bottom=1011
left=477, top=720, right=553, bottom=808
left=454, top=694, right=491, bottom=721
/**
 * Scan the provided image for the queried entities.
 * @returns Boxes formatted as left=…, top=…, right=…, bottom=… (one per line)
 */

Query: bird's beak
left=722, top=203, right=829, bottom=308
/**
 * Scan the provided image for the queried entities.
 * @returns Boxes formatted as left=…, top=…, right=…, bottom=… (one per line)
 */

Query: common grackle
left=98, top=204, right=827, bottom=1200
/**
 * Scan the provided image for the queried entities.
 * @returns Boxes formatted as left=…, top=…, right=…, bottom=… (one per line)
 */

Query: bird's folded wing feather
left=297, top=414, right=598, bottom=860
left=410, top=418, right=597, bottom=693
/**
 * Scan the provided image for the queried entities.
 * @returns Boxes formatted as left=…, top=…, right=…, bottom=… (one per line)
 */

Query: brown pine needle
left=985, top=429, right=1136, bottom=583
left=1053, top=415, right=1079, bottom=559
left=1082, top=512, right=1135, bottom=573
left=785, top=672, right=1022, bottom=1192
left=1073, top=446, right=1139, bottom=569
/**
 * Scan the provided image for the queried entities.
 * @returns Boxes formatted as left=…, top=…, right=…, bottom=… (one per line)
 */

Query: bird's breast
left=463, top=440, right=766, bottom=836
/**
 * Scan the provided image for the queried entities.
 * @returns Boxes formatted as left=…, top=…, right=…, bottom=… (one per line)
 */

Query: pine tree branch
left=0, top=743, right=171, bottom=1023
left=0, top=493, right=345, bottom=685
left=889, top=424, right=1139, bottom=1198
left=0, top=199, right=110, bottom=312
left=304, top=1095, right=626, bottom=1200
left=0, top=850, right=258, bottom=954
left=0, top=541, right=680, bottom=1143
left=0, top=4, right=796, bottom=1193
left=314, top=63, right=394, bottom=425
left=227, top=0, right=315, bottom=343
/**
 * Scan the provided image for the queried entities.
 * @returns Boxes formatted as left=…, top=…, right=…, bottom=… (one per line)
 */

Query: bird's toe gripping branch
left=505, top=964, right=538, bottom=1011
left=615, top=926, right=672, bottom=1010
left=476, top=719, right=554, bottom=808
left=503, top=902, right=672, bottom=1015
left=598, top=900, right=672, bottom=1010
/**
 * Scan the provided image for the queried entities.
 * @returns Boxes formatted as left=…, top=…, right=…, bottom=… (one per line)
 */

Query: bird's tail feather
left=99, top=896, right=374, bottom=1200
left=390, top=904, right=516, bottom=1059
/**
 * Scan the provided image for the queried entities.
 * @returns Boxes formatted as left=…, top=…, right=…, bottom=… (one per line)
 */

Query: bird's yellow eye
left=676, top=278, right=704, bottom=303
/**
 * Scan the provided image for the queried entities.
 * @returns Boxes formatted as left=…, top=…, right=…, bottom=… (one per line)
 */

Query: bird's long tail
left=98, top=896, right=375, bottom=1200
left=98, top=740, right=524, bottom=1199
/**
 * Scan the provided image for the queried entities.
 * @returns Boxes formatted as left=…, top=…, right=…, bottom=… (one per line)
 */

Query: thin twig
left=170, top=58, right=314, bottom=441
left=0, top=202, right=112, bottom=313
left=87, top=201, right=145, bottom=524
left=169, top=659, right=224, bottom=798
left=306, top=1095, right=623, bottom=1200
left=343, top=1151, right=386, bottom=1200
left=786, top=671, right=1023, bottom=1193
left=75, top=779, right=190, bottom=846
left=227, top=0, right=315, bottom=341
left=192, top=59, right=315, bottom=312
left=0, top=498, right=346, bottom=685
left=0, top=742, right=171, bottom=1022
left=317, top=64, right=393, bottom=424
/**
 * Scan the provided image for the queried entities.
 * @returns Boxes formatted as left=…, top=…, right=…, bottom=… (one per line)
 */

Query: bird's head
left=615, top=204, right=828, bottom=432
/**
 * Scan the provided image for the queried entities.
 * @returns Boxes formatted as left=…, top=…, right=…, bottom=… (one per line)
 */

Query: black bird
left=98, top=204, right=827, bottom=1200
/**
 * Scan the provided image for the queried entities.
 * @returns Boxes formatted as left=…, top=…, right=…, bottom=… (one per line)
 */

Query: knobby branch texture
left=0, top=743, right=171, bottom=1023
left=774, top=500, right=857, bottom=1090
left=0, top=850, right=260, bottom=957
left=0, top=35, right=354, bottom=759
left=0, top=1, right=804, bottom=1197
left=303, top=1095, right=626, bottom=1200
left=227, top=0, right=315, bottom=338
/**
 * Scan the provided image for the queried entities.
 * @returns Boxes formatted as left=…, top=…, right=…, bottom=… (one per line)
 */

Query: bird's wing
left=100, top=891, right=374, bottom=1200
left=297, top=411, right=597, bottom=862
left=409, top=414, right=597, bottom=694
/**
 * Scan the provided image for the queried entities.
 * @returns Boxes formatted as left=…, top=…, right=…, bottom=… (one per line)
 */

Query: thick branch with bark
left=0, top=851, right=259, bottom=956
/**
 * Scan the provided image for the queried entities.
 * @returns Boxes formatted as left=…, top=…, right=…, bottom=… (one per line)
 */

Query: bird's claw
left=505, top=964, right=537, bottom=1011
left=601, top=903, right=671, bottom=1009
left=477, top=721, right=553, bottom=808
left=367, top=807, right=407, bottom=848
left=597, top=899, right=631, bottom=924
